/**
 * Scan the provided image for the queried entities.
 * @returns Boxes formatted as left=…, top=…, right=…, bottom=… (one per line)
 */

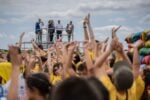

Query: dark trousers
left=50, top=33, right=54, bottom=42
left=56, top=30, right=62, bottom=40
left=67, top=30, right=72, bottom=42
left=36, top=30, right=42, bottom=44
left=47, top=33, right=54, bottom=43
left=68, top=33, right=72, bottom=42
left=47, top=32, right=54, bottom=48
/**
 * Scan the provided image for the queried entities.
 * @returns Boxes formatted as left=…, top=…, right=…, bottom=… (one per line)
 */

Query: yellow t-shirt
left=100, top=75, right=144, bottom=100
left=88, top=51, right=95, bottom=61
left=0, top=62, right=12, bottom=85
left=31, top=64, right=41, bottom=73
left=0, top=62, right=27, bottom=85
left=50, top=74, right=62, bottom=85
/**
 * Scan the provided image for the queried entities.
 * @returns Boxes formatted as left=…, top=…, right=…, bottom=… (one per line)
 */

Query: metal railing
left=22, top=28, right=74, bottom=50
left=21, top=38, right=85, bottom=51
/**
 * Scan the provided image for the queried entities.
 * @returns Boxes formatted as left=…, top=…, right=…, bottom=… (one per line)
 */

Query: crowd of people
left=35, top=18, right=74, bottom=45
left=0, top=14, right=150, bottom=100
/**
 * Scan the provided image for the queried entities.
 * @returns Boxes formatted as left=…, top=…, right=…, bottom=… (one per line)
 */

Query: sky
left=0, top=0, right=150, bottom=49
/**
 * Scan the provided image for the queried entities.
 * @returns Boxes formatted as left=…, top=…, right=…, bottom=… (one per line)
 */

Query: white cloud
left=0, top=9, right=84, bottom=24
left=0, top=0, right=150, bottom=24
left=93, top=25, right=142, bottom=41
left=77, top=0, right=146, bottom=12
left=93, top=25, right=144, bottom=49
left=0, top=32, right=18, bottom=41
left=77, top=1, right=128, bottom=12
left=109, top=18, right=126, bottom=23
left=23, top=30, right=48, bottom=42
left=0, top=0, right=149, bottom=49
left=94, top=25, right=133, bottom=33
left=140, top=14, right=150, bottom=24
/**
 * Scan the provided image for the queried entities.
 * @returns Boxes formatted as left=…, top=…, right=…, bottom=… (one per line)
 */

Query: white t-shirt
left=56, top=23, right=63, bottom=31
left=3, top=74, right=26, bottom=99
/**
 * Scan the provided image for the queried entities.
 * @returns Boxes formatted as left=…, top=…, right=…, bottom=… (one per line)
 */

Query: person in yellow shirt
left=50, top=62, right=63, bottom=85
left=93, top=37, right=145, bottom=100
left=31, top=55, right=47, bottom=73
left=72, top=53, right=81, bottom=69
left=100, top=61, right=144, bottom=100
left=31, top=63, right=41, bottom=73
left=0, top=62, right=12, bottom=85
left=72, top=53, right=83, bottom=72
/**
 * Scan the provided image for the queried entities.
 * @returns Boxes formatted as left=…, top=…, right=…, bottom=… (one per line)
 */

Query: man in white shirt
left=56, top=20, right=63, bottom=40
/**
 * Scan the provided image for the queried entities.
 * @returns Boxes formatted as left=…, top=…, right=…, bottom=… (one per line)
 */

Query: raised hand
left=103, top=37, right=109, bottom=43
left=9, top=46, right=22, bottom=67
left=83, top=16, right=87, bottom=26
left=87, top=13, right=90, bottom=24
left=17, top=32, right=25, bottom=48
left=115, top=42, right=124, bottom=54
left=68, top=41, right=77, bottom=51
left=112, top=25, right=121, bottom=38
left=20, top=32, right=25, bottom=38
left=106, top=38, right=117, bottom=52
left=49, top=44, right=55, bottom=52
left=55, top=41, right=63, bottom=50
left=83, top=13, right=90, bottom=25
left=8, top=46, right=22, bottom=100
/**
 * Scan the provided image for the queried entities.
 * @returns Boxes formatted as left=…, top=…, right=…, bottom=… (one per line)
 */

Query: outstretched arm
left=47, top=47, right=55, bottom=75
left=83, top=42, right=94, bottom=75
left=86, top=14, right=95, bottom=41
left=95, top=26, right=120, bottom=67
left=112, top=26, right=132, bottom=66
left=129, top=40, right=144, bottom=78
left=115, top=42, right=132, bottom=66
left=31, top=39, right=39, bottom=50
left=24, top=52, right=32, bottom=78
left=83, top=16, right=89, bottom=41
left=18, top=32, right=25, bottom=48
left=112, top=26, right=121, bottom=39
left=7, top=46, right=22, bottom=100
left=93, top=39, right=116, bottom=78
left=31, top=39, right=46, bottom=56
left=94, top=43, right=112, bottom=69
left=55, top=42, right=63, bottom=62
left=62, top=42, right=77, bottom=78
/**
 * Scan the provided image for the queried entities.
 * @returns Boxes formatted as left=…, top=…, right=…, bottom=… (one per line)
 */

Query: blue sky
left=0, top=0, right=150, bottom=49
